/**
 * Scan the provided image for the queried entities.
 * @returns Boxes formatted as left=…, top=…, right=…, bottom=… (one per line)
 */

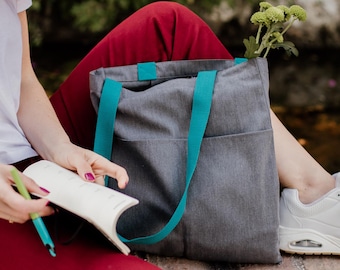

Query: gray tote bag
left=89, top=58, right=281, bottom=264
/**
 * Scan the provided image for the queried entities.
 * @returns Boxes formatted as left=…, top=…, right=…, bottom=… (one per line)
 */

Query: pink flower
left=328, top=79, right=337, bottom=88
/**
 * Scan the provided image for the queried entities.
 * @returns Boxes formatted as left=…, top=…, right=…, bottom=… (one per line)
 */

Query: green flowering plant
left=243, top=2, right=307, bottom=59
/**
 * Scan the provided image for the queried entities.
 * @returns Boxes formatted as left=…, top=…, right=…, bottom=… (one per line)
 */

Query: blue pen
left=11, top=168, right=56, bottom=257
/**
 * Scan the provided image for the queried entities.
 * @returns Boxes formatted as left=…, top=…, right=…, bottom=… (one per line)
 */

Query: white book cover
left=23, top=160, right=138, bottom=255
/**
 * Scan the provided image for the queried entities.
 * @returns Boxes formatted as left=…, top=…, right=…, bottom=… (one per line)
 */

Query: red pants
left=1, top=218, right=159, bottom=270
left=50, top=1, right=232, bottom=150
left=2, top=2, right=233, bottom=269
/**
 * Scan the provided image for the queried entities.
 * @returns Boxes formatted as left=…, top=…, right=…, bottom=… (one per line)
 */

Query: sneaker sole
left=280, top=226, right=340, bottom=255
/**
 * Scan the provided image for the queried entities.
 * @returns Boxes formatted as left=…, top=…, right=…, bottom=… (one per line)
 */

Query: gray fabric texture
left=89, top=58, right=281, bottom=263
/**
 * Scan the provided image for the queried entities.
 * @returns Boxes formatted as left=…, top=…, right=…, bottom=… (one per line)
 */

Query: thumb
left=73, top=160, right=97, bottom=183
left=79, top=167, right=105, bottom=186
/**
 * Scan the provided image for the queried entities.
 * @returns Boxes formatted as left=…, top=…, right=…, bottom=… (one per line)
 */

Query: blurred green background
left=27, top=0, right=340, bottom=174
left=28, top=0, right=255, bottom=93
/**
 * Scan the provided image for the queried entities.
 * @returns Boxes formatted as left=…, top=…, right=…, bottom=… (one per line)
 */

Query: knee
left=141, top=1, right=197, bottom=21
left=145, top=1, right=189, bottom=12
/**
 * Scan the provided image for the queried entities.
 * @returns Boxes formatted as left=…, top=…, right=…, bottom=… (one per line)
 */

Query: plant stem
left=263, top=36, right=278, bottom=58
left=255, top=26, right=272, bottom=55
left=255, top=24, right=263, bottom=44
left=281, top=18, right=295, bottom=35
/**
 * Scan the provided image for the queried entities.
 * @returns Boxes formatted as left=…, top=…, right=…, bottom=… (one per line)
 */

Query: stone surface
left=144, top=253, right=340, bottom=269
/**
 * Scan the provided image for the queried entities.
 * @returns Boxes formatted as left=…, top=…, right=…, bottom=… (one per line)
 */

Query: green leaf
left=272, top=41, right=299, bottom=57
left=243, top=36, right=260, bottom=59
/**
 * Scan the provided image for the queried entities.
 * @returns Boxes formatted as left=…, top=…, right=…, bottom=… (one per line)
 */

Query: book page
left=23, top=160, right=138, bottom=255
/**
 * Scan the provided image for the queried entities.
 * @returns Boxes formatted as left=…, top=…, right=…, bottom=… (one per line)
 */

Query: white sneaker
left=280, top=173, right=340, bottom=255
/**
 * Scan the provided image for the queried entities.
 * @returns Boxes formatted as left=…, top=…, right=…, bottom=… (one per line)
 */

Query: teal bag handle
left=93, top=78, right=123, bottom=186
left=93, top=64, right=217, bottom=244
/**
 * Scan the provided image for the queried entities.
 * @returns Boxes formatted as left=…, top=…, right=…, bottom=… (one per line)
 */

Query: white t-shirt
left=0, top=0, right=37, bottom=164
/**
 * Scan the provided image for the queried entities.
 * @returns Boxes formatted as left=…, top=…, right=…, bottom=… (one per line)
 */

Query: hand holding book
left=23, top=160, right=138, bottom=255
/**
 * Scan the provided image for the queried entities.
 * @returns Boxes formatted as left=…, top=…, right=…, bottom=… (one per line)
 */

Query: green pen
left=11, top=168, right=56, bottom=257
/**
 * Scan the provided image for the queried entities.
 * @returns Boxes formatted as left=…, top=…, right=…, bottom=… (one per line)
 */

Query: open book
left=23, top=160, right=139, bottom=255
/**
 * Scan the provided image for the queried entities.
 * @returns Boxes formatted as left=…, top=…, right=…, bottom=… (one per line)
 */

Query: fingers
left=0, top=192, right=54, bottom=223
left=48, top=143, right=129, bottom=188
left=101, top=159, right=129, bottom=189
left=12, top=197, right=53, bottom=218
left=72, top=158, right=100, bottom=183
left=93, top=155, right=129, bottom=189
left=0, top=164, right=54, bottom=224
left=94, top=175, right=105, bottom=186
left=15, top=170, right=50, bottom=197
left=3, top=204, right=55, bottom=223
left=70, top=149, right=129, bottom=189
left=10, top=170, right=53, bottom=219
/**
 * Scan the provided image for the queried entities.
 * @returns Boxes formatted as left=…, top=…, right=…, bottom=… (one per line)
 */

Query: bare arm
left=16, top=11, right=128, bottom=188
left=17, top=11, right=70, bottom=161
